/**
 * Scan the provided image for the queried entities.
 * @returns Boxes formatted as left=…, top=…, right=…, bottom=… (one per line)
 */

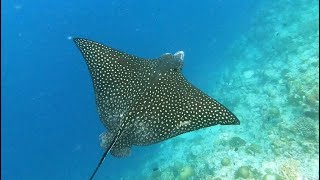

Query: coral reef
left=234, top=166, right=251, bottom=179
left=228, top=136, right=246, bottom=149
left=245, top=143, right=262, bottom=155
left=292, top=117, right=318, bottom=141
left=234, top=166, right=262, bottom=179
left=179, top=166, right=194, bottom=180
left=262, top=173, right=282, bottom=180
left=280, top=159, right=300, bottom=180
left=221, top=157, right=231, bottom=166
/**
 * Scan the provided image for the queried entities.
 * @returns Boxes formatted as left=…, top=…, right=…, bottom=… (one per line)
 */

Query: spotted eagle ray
left=73, top=38, right=240, bottom=179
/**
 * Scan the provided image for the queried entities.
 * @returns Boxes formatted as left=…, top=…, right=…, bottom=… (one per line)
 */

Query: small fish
left=73, top=38, right=240, bottom=179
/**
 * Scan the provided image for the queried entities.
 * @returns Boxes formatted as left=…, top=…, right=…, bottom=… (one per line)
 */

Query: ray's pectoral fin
left=100, top=130, right=131, bottom=157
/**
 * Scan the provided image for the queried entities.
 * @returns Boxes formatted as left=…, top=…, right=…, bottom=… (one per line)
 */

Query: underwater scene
left=1, top=0, right=319, bottom=180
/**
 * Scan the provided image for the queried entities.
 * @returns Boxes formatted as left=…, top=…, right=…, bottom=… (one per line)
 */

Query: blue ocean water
left=2, top=0, right=318, bottom=180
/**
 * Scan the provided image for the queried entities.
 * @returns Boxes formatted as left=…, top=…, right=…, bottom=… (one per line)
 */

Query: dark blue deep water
left=2, top=1, right=276, bottom=179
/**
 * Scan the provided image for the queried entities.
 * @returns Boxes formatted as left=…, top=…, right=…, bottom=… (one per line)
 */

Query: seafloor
left=123, top=0, right=319, bottom=179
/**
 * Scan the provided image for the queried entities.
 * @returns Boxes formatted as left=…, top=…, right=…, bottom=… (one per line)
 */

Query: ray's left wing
left=73, top=38, right=158, bottom=130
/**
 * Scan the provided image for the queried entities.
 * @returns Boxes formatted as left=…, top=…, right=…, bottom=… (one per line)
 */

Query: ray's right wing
left=134, top=71, right=240, bottom=144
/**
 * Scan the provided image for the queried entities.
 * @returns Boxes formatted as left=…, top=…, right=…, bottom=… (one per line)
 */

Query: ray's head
left=157, top=51, right=184, bottom=72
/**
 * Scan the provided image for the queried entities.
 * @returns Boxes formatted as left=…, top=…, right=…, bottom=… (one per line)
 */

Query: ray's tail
left=89, top=129, right=124, bottom=180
